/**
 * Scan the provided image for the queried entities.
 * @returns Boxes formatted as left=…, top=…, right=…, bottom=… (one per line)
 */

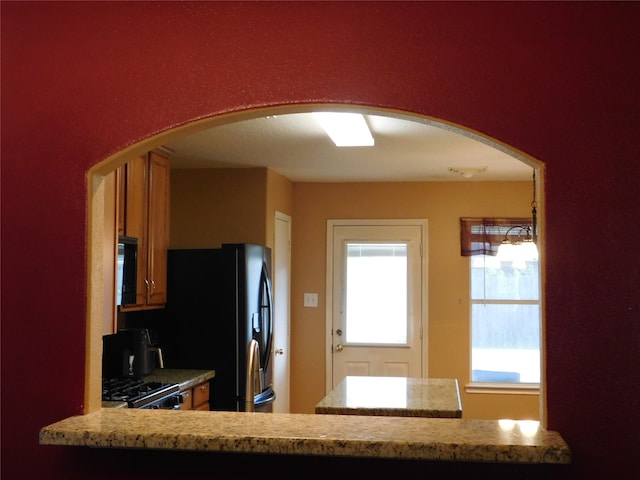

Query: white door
left=273, top=211, right=291, bottom=413
left=326, top=219, right=427, bottom=391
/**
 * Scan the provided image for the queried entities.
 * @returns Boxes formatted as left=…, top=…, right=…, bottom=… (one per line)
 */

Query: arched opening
left=87, top=104, right=545, bottom=421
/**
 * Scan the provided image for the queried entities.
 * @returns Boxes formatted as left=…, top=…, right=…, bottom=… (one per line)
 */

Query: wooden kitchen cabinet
left=192, top=381, right=210, bottom=411
left=179, top=389, right=193, bottom=410
left=118, top=150, right=170, bottom=311
left=179, top=382, right=210, bottom=411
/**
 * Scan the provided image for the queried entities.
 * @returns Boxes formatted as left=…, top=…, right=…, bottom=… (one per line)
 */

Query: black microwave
left=116, top=236, right=138, bottom=306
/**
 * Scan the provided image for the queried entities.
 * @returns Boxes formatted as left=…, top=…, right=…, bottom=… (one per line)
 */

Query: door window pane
left=345, top=243, right=407, bottom=344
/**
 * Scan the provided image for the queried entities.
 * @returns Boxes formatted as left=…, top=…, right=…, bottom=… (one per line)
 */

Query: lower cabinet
left=180, top=381, right=210, bottom=411
left=193, top=382, right=210, bottom=411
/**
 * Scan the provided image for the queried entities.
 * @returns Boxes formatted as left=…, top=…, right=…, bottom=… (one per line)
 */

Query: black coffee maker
left=102, top=328, right=164, bottom=379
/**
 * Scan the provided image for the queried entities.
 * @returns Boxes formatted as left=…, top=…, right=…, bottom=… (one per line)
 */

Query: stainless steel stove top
left=102, top=377, right=181, bottom=409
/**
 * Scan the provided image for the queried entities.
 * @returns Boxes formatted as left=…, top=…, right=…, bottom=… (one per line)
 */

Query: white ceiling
left=164, top=112, right=533, bottom=182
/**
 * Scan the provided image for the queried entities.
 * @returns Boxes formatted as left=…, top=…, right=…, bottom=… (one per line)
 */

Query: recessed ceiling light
left=313, top=112, right=375, bottom=147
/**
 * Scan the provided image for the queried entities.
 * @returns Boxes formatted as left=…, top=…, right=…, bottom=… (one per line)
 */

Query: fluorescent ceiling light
left=313, top=112, right=374, bottom=147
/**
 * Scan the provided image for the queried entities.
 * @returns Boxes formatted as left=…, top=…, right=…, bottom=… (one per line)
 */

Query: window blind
left=460, top=217, right=532, bottom=257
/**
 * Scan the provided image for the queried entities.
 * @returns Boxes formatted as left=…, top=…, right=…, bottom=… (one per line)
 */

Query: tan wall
left=171, top=166, right=294, bottom=252
left=170, top=169, right=540, bottom=420
left=169, top=168, right=268, bottom=248
left=290, top=181, right=540, bottom=419
left=265, top=169, right=294, bottom=252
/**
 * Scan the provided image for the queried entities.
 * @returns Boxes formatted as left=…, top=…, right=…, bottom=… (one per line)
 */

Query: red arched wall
left=2, top=2, right=638, bottom=479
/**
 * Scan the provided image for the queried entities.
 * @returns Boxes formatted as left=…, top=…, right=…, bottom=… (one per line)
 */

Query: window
left=345, top=242, right=408, bottom=344
left=470, top=255, right=540, bottom=383
left=461, top=217, right=541, bottom=385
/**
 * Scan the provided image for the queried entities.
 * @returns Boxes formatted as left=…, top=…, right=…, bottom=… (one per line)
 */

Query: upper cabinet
left=118, top=151, right=170, bottom=311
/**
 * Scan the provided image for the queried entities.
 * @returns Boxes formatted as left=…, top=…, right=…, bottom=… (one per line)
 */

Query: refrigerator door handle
left=254, top=388, right=276, bottom=407
left=245, top=339, right=261, bottom=412
left=260, top=263, right=274, bottom=370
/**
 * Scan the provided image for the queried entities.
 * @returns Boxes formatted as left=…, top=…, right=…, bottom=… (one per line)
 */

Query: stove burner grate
left=102, top=378, right=180, bottom=408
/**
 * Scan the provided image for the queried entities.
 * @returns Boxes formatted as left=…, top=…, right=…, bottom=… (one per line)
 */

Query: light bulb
left=520, top=240, right=539, bottom=261
left=497, top=241, right=515, bottom=262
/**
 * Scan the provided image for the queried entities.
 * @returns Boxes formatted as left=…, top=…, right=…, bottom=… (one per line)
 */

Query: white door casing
left=273, top=211, right=291, bottom=413
left=326, top=219, right=428, bottom=392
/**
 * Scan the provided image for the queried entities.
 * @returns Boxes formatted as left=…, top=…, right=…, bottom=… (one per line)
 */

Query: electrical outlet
left=303, top=293, right=318, bottom=308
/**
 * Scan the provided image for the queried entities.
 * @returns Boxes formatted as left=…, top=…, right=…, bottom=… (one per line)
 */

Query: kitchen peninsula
left=315, top=376, right=462, bottom=418
left=39, top=409, right=569, bottom=464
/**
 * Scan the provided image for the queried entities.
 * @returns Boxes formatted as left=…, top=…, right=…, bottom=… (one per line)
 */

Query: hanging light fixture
left=496, top=171, right=539, bottom=267
left=497, top=225, right=537, bottom=266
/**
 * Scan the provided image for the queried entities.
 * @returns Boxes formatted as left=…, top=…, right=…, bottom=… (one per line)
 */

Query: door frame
left=325, top=219, right=429, bottom=394
left=273, top=210, right=292, bottom=413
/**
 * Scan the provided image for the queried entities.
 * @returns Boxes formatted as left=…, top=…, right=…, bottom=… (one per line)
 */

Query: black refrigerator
left=157, top=243, right=275, bottom=412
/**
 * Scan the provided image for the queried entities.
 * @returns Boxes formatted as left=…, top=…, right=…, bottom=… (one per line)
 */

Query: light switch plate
left=303, top=293, right=318, bottom=308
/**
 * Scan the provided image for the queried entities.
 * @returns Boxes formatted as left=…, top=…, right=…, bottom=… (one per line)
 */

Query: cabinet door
left=192, top=382, right=210, bottom=411
left=193, top=382, right=210, bottom=409
left=180, top=389, right=193, bottom=410
left=116, top=165, right=126, bottom=237
left=124, top=155, right=149, bottom=308
left=146, top=152, right=169, bottom=306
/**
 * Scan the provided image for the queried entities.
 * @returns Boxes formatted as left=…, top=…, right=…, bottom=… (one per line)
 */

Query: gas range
left=102, top=377, right=183, bottom=409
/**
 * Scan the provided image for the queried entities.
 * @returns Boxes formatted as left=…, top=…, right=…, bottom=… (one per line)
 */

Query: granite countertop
left=48, top=370, right=569, bottom=464
left=39, top=409, right=570, bottom=464
left=315, top=376, right=462, bottom=418
left=101, top=369, right=215, bottom=409
left=145, top=368, right=215, bottom=390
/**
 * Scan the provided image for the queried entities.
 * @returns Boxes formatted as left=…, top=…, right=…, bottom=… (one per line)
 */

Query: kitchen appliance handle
left=260, top=263, right=274, bottom=369
left=254, top=388, right=276, bottom=407
left=245, top=339, right=261, bottom=412
left=154, top=347, right=165, bottom=368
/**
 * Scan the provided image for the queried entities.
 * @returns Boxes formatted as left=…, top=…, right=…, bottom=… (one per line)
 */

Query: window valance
left=460, top=217, right=532, bottom=257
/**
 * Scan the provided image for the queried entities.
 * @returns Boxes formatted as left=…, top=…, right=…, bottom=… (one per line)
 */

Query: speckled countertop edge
left=39, top=409, right=570, bottom=464
left=145, top=368, right=215, bottom=390
left=315, top=406, right=462, bottom=418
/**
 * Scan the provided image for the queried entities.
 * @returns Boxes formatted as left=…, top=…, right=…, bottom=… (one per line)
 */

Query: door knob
left=275, top=348, right=284, bottom=355
left=335, top=344, right=343, bottom=352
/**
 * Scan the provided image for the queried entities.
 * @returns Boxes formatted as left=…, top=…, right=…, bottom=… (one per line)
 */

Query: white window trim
left=465, top=383, right=540, bottom=395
